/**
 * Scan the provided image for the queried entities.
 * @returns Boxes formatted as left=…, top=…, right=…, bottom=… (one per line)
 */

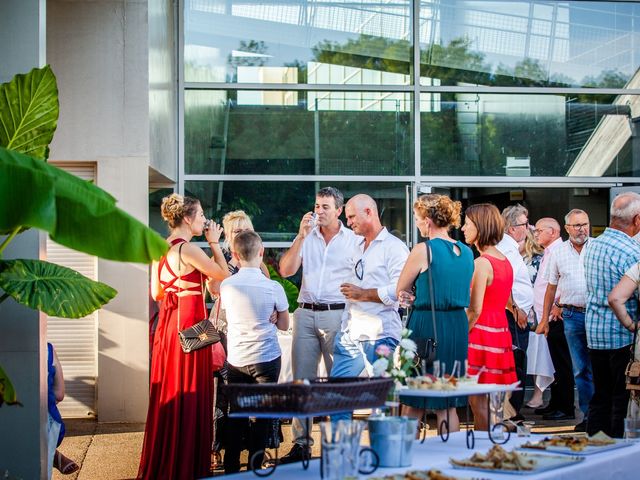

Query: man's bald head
left=347, top=194, right=379, bottom=215
left=610, top=191, right=640, bottom=236
left=345, top=194, right=382, bottom=240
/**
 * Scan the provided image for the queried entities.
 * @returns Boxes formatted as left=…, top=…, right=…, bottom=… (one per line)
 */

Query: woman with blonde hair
left=521, top=228, right=544, bottom=284
left=397, top=194, right=474, bottom=433
left=221, top=210, right=269, bottom=277
left=462, top=203, right=517, bottom=430
left=139, top=193, right=229, bottom=480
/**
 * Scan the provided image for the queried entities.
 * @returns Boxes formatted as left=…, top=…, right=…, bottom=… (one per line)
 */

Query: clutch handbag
left=176, top=243, right=223, bottom=353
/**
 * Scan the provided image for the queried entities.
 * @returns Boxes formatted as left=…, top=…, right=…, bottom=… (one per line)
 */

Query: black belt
left=560, top=304, right=586, bottom=313
left=298, top=302, right=346, bottom=311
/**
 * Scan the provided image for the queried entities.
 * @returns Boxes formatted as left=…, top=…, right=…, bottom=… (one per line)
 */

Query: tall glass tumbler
left=319, top=421, right=345, bottom=480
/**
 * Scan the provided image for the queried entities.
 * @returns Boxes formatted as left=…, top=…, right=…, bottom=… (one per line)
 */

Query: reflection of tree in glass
left=227, top=40, right=269, bottom=82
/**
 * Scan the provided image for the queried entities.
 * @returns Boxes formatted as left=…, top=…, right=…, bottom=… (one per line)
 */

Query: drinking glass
left=624, top=417, right=640, bottom=439
left=319, top=421, right=345, bottom=480
left=489, top=390, right=507, bottom=440
left=338, top=420, right=365, bottom=479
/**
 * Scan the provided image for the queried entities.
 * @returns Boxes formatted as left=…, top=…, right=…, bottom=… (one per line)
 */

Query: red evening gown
left=138, top=239, right=213, bottom=480
left=467, top=254, right=518, bottom=385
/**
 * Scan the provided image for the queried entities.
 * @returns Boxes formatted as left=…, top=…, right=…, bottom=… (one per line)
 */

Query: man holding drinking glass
left=278, top=186, right=359, bottom=463
left=330, top=194, right=409, bottom=391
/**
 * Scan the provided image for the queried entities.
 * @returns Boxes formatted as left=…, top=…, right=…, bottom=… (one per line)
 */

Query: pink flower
left=376, top=344, right=392, bottom=357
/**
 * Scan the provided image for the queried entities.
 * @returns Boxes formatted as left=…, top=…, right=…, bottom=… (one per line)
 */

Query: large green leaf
left=267, top=264, right=300, bottom=313
left=0, top=364, right=21, bottom=407
left=0, top=259, right=117, bottom=318
left=0, top=147, right=168, bottom=262
left=0, top=65, right=58, bottom=160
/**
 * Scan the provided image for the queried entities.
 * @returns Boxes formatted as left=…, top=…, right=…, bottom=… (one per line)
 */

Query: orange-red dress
left=467, top=254, right=518, bottom=385
left=138, top=238, right=213, bottom=480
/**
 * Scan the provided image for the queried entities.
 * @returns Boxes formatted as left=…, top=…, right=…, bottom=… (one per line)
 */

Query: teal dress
left=402, top=238, right=474, bottom=410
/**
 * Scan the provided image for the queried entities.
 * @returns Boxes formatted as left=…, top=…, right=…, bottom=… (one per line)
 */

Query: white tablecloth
left=217, top=431, right=640, bottom=479
left=526, top=332, right=555, bottom=391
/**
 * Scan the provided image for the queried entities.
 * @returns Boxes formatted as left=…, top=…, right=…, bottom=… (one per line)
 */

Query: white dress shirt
left=220, top=267, right=289, bottom=367
left=343, top=228, right=410, bottom=342
left=533, top=237, right=563, bottom=320
left=543, top=238, right=591, bottom=307
left=298, top=222, right=361, bottom=304
left=497, top=234, right=534, bottom=313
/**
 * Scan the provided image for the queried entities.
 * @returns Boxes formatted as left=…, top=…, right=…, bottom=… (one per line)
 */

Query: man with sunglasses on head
left=498, top=204, right=535, bottom=422
left=537, top=209, right=594, bottom=431
left=330, top=194, right=409, bottom=411
left=278, top=186, right=359, bottom=463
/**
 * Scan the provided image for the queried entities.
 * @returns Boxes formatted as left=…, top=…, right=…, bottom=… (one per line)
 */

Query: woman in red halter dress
left=138, top=194, right=229, bottom=480
left=462, top=203, right=517, bottom=431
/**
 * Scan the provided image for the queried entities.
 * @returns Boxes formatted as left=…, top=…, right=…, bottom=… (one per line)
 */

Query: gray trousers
left=291, top=307, right=343, bottom=446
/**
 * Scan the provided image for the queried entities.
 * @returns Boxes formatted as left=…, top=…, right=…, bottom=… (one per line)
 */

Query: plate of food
left=449, top=445, right=583, bottom=474
left=518, top=431, right=632, bottom=456
left=367, top=469, right=475, bottom=480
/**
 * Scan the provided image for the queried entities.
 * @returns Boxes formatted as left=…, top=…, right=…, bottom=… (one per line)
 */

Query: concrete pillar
left=0, top=1, right=48, bottom=478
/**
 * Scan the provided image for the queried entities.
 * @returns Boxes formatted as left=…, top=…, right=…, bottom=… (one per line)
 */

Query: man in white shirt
left=220, top=231, right=290, bottom=474
left=331, top=194, right=409, bottom=405
left=538, top=209, right=594, bottom=429
left=498, top=204, right=535, bottom=420
left=278, top=187, right=359, bottom=463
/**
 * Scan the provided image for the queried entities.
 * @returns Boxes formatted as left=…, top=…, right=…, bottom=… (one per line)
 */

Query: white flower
left=396, top=370, right=407, bottom=378
left=400, top=338, right=417, bottom=352
left=390, top=368, right=401, bottom=377
left=401, top=328, right=412, bottom=338
left=403, top=350, right=416, bottom=361
left=372, top=358, right=389, bottom=376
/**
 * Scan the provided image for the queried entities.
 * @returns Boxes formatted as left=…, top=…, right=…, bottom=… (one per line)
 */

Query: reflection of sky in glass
left=185, top=0, right=640, bottom=87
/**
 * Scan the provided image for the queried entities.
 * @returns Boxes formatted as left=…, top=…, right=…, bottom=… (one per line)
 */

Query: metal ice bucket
left=367, top=416, right=418, bottom=467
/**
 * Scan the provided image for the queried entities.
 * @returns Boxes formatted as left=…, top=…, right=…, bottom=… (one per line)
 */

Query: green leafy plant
left=267, top=264, right=299, bottom=313
left=0, top=66, right=168, bottom=405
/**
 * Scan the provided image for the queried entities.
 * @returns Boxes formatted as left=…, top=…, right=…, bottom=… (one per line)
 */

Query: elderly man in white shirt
left=278, top=187, right=359, bottom=463
left=498, top=204, right=535, bottom=420
left=538, top=209, right=594, bottom=429
left=331, top=194, right=409, bottom=410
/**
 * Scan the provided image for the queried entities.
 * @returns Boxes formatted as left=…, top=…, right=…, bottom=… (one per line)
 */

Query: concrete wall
left=47, top=0, right=151, bottom=422
left=149, top=0, right=178, bottom=182
left=0, top=2, right=48, bottom=478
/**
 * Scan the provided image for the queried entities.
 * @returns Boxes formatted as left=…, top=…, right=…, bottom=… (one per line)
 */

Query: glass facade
left=182, top=0, right=640, bottom=244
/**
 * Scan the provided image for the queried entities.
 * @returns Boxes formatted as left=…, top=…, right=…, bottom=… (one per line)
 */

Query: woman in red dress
left=462, top=203, right=517, bottom=430
left=138, top=194, right=229, bottom=480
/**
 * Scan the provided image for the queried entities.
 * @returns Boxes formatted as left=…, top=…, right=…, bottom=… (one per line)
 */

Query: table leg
left=303, top=417, right=311, bottom=470
left=438, top=397, right=450, bottom=442
left=465, top=402, right=475, bottom=449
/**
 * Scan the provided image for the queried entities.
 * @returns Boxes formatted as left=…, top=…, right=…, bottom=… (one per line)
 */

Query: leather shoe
left=534, top=405, right=554, bottom=415
left=542, top=410, right=575, bottom=421
left=574, top=420, right=587, bottom=432
left=279, top=443, right=311, bottom=464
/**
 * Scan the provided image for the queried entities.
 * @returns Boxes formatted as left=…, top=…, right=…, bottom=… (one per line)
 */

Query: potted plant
left=0, top=66, right=168, bottom=406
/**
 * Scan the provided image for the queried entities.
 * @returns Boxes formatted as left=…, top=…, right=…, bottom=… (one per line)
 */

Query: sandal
left=54, top=450, right=79, bottom=475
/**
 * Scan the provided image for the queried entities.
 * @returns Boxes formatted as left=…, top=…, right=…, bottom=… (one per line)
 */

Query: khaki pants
left=290, top=307, right=343, bottom=445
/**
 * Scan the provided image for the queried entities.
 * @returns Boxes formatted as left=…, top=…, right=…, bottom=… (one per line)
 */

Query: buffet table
left=219, top=431, right=640, bottom=479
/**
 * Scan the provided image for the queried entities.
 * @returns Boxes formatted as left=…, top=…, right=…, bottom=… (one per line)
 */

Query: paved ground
left=53, top=404, right=579, bottom=480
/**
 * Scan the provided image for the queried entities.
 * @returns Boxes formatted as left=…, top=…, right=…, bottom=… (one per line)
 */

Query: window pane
left=185, top=180, right=408, bottom=242
left=185, top=0, right=411, bottom=84
left=420, top=1, right=640, bottom=88
left=421, top=92, right=639, bottom=176
left=185, top=90, right=414, bottom=175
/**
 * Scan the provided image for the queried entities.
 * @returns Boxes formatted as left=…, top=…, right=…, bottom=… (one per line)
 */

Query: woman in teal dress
left=397, top=194, right=474, bottom=432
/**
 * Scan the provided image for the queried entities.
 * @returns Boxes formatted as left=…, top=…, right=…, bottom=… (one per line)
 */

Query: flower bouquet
left=372, top=329, right=418, bottom=412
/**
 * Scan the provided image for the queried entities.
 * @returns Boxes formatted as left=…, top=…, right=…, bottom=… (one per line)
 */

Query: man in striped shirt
left=583, top=192, right=640, bottom=437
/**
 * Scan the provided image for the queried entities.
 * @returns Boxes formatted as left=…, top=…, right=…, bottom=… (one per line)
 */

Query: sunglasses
left=355, top=258, right=364, bottom=281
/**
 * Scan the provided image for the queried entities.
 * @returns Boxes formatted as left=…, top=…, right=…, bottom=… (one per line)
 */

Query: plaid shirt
left=584, top=227, right=640, bottom=350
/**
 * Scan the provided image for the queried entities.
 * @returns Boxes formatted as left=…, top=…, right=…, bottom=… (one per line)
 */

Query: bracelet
left=208, top=241, right=219, bottom=245
left=554, top=301, right=561, bottom=308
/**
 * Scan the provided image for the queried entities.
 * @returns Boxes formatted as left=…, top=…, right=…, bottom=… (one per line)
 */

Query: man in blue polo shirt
left=583, top=191, right=640, bottom=437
